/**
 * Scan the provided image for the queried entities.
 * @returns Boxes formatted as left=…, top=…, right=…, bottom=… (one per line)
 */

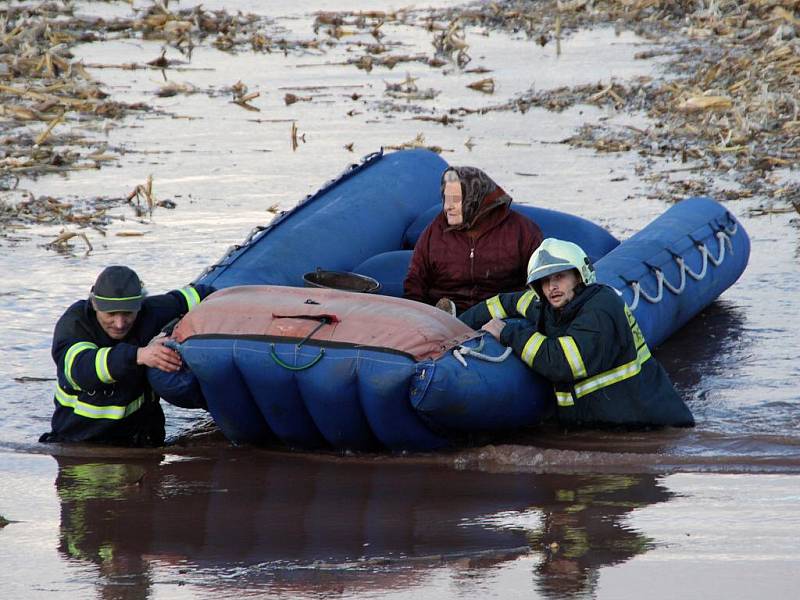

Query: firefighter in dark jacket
left=460, top=238, right=694, bottom=428
left=40, top=265, right=215, bottom=447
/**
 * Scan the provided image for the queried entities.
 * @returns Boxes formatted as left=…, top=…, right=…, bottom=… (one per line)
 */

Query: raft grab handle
left=627, top=218, right=737, bottom=311
left=270, top=345, right=325, bottom=371
left=453, top=334, right=513, bottom=368
left=268, top=314, right=336, bottom=371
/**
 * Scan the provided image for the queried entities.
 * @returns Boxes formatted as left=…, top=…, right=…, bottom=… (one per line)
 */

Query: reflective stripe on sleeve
left=515, top=290, right=537, bottom=316
left=55, top=385, right=145, bottom=420
left=556, top=390, right=574, bottom=407
left=94, top=347, right=114, bottom=384
left=558, top=336, right=587, bottom=379
left=486, top=295, right=507, bottom=319
left=521, top=331, right=546, bottom=367
left=64, top=342, right=98, bottom=391
left=179, top=286, right=202, bottom=311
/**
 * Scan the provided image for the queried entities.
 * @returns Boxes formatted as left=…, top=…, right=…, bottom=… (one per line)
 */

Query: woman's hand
left=482, top=317, right=506, bottom=341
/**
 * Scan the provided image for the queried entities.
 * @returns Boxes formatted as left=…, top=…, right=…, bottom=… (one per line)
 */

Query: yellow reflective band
left=521, top=331, right=546, bottom=367
left=55, top=385, right=145, bottom=420
left=516, top=290, right=537, bottom=316
left=638, top=343, right=652, bottom=364
left=623, top=304, right=648, bottom=353
left=568, top=302, right=655, bottom=398
left=55, top=386, right=78, bottom=403
left=573, top=354, right=644, bottom=398
left=486, top=295, right=507, bottom=319
left=556, top=390, right=574, bottom=407
left=179, top=286, right=201, bottom=311
left=558, top=336, right=587, bottom=379
left=92, top=294, right=142, bottom=302
left=95, top=347, right=114, bottom=384
left=64, top=342, right=98, bottom=391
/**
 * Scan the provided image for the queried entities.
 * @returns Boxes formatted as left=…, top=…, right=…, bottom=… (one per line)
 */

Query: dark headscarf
left=441, top=166, right=512, bottom=231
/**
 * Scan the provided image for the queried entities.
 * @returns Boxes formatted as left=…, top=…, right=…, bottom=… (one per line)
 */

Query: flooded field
left=2, top=449, right=800, bottom=599
left=1, top=0, right=799, bottom=598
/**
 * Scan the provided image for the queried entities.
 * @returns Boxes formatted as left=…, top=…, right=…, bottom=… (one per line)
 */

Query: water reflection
left=526, top=474, right=671, bottom=599
left=53, top=451, right=673, bottom=598
left=55, top=458, right=157, bottom=600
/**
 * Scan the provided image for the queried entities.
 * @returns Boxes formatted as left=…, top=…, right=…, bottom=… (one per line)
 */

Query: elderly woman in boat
left=403, top=166, right=543, bottom=315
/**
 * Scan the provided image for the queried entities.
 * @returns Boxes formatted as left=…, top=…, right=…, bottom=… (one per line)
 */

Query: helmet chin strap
left=581, top=255, right=596, bottom=285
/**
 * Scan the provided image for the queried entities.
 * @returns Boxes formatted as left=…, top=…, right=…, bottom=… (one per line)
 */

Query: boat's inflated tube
left=196, top=150, right=448, bottom=290
left=596, top=197, right=750, bottom=347
left=151, top=151, right=750, bottom=452
left=195, top=149, right=620, bottom=294
left=153, top=286, right=548, bottom=450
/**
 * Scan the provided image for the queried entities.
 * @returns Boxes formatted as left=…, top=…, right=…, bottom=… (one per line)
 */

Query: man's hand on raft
left=482, top=318, right=506, bottom=341
left=136, top=335, right=182, bottom=372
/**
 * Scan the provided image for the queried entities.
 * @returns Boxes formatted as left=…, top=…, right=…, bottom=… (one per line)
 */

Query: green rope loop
left=269, top=345, right=325, bottom=371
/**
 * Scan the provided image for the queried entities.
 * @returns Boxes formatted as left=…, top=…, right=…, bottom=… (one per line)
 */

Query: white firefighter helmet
left=526, top=238, right=596, bottom=287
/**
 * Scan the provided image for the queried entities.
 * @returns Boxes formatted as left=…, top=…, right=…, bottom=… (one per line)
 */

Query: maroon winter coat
left=404, top=202, right=543, bottom=314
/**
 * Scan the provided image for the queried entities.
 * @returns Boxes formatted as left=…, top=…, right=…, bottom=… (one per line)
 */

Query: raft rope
left=453, top=334, right=513, bottom=368
left=269, top=346, right=325, bottom=371
left=269, top=315, right=331, bottom=371
left=627, top=221, right=737, bottom=311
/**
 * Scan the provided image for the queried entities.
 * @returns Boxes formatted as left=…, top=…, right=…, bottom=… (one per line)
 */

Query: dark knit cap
left=90, top=266, right=144, bottom=312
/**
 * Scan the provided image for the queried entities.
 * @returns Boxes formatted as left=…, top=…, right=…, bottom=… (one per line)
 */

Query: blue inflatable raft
left=152, top=149, right=750, bottom=451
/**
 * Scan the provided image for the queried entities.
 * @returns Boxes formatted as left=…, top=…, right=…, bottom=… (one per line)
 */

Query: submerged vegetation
left=1, top=0, right=798, bottom=247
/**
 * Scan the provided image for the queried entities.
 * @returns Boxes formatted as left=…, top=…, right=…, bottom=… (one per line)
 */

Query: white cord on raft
left=628, top=221, right=737, bottom=311
left=453, top=341, right=514, bottom=368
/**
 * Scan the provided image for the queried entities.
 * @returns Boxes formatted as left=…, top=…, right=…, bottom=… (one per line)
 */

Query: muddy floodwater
left=1, top=1, right=799, bottom=598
